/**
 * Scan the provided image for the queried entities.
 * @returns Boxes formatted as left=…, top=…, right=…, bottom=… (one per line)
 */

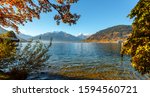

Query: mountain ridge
left=0, top=27, right=32, bottom=42
left=85, top=25, right=132, bottom=43
left=16, top=33, right=32, bottom=40
left=1, top=25, right=133, bottom=43
left=32, top=31, right=82, bottom=42
left=76, top=33, right=90, bottom=40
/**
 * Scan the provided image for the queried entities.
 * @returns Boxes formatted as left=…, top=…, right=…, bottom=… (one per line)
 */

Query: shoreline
left=19, top=39, right=126, bottom=44
left=83, top=40, right=124, bottom=44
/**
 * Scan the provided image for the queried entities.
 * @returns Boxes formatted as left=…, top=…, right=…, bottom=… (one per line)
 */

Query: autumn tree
left=0, top=0, right=80, bottom=33
left=0, top=31, right=17, bottom=60
left=122, top=0, right=150, bottom=74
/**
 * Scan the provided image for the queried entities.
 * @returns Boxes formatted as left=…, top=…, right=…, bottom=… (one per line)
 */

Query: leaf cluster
left=0, top=39, right=16, bottom=61
left=0, top=0, right=80, bottom=33
left=122, top=0, right=150, bottom=74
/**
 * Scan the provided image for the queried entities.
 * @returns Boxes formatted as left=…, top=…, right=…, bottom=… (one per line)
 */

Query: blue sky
left=16, top=0, right=139, bottom=36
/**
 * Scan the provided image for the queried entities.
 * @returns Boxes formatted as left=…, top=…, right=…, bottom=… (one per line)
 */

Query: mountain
left=0, top=27, right=17, bottom=38
left=85, top=25, right=132, bottom=43
left=32, top=31, right=82, bottom=42
left=0, top=27, right=31, bottom=41
left=15, top=33, right=32, bottom=41
left=0, top=27, right=8, bottom=34
left=16, top=33, right=32, bottom=40
left=77, top=33, right=90, bottom=40
left=0, top=31, right=17, bottom=38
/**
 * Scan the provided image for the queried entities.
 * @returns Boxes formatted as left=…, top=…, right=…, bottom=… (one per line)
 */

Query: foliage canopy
left=0, top=31, right=17, bottom=60
left=0, top=0, right=80, bottom=33
left=122, top=0, right=150, bottom=74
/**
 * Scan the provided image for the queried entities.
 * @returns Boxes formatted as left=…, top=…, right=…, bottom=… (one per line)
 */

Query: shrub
left=0, top=39, right=16, bottom=60
left=0, top=40, right=52, bottom=79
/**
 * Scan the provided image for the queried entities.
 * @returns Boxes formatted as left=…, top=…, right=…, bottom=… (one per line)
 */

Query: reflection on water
left=47, top=42, right=131, bottom=68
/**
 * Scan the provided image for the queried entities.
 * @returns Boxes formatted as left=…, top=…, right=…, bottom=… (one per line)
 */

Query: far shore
left=83, top=40, right=126, bottom=44
left=19, top=39, right=127, bottom=44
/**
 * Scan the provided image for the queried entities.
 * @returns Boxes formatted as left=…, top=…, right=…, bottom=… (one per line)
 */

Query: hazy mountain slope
left=32, top=31, right=81, bottom=42
left=0, top=27, right=30, bottom=41
left=77, top=34, right=90, bottom=40
left=86, top=25, right=132, bottom=42
left=16, top=33, right=32, bottom=40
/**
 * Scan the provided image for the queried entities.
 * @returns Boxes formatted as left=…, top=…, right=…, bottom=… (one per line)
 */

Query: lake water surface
left=47, top=42, right=131, bottom=68
left=26, top=42, right=145, bottom=79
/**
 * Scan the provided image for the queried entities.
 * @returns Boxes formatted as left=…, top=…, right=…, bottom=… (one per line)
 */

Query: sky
left=9, top=0, right=139, bottom=36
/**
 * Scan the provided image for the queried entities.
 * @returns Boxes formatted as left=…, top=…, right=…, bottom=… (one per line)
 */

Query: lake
left=47, top=42, right=131, bottom=67
left=26, top=42, right=142, bottom=79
